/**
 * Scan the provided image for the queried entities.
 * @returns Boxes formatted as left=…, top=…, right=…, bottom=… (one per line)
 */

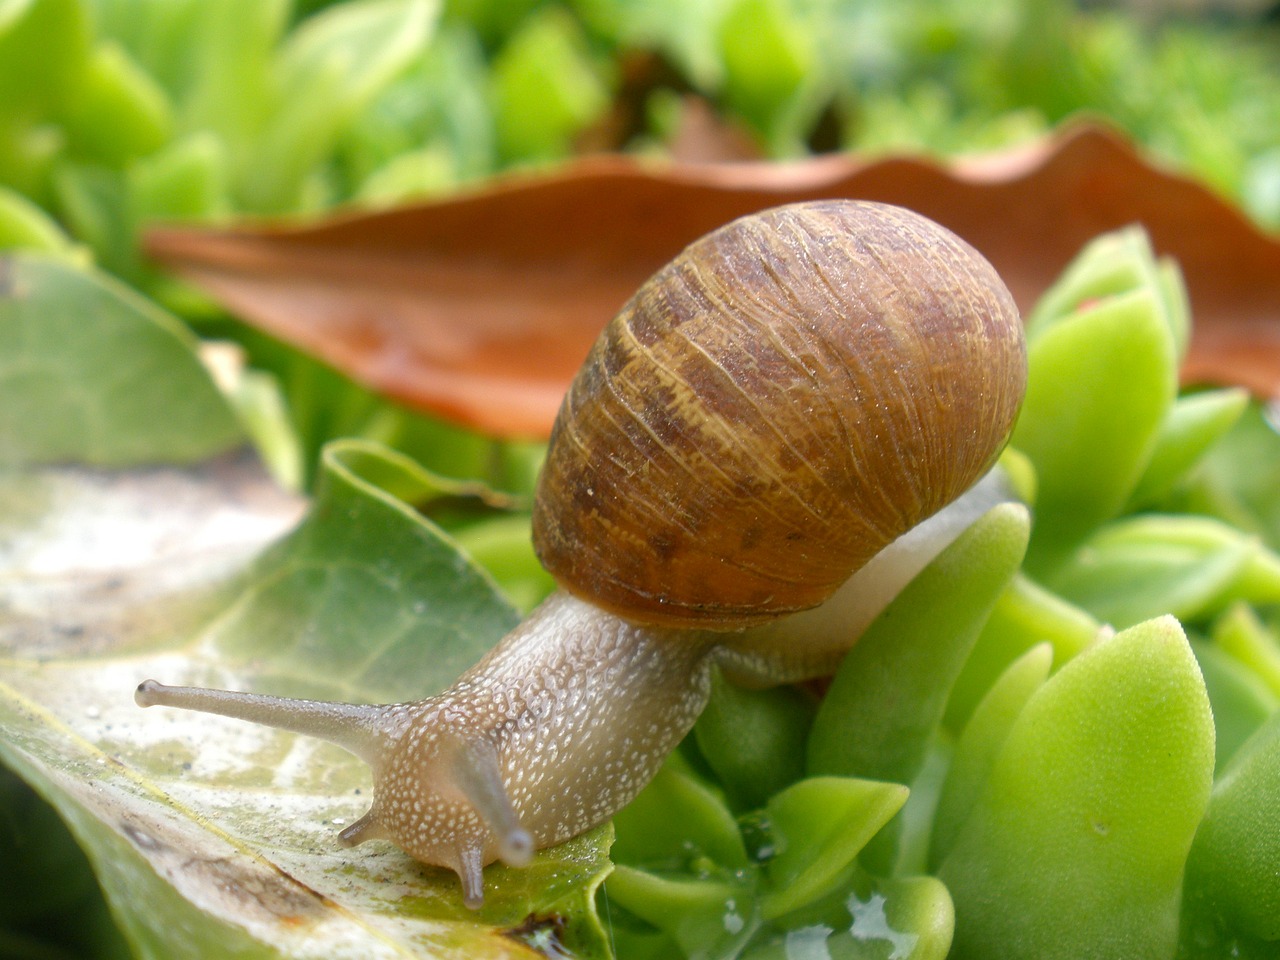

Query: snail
left=136, top=200, right=1026, bottom=908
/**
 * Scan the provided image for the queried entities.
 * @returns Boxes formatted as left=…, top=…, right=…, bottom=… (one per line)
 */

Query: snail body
left=137, top=200, right=1026, bottom=908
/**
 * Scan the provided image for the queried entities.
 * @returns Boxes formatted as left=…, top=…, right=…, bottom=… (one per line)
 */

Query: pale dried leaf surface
left=0, top=453, right=601, bottom=958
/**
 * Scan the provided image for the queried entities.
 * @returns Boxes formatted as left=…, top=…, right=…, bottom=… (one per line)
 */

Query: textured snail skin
left=135, top=200, right=1026, bottom=908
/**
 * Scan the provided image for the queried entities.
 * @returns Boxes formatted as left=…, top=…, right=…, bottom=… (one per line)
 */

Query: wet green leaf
left=604, top=865, right=758, bottom=959
left=747, top=867, right=953, bottom=960
left=761, top=777, right=908, bottom=920
left=610, top=757, right=747, bottom=873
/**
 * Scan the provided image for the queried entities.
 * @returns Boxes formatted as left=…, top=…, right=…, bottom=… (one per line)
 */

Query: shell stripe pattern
left=534, top=201, right=1026, bottom=629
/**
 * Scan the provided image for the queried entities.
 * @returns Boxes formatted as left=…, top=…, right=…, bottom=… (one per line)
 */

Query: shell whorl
left=532, top=200, right=1026, bottom=629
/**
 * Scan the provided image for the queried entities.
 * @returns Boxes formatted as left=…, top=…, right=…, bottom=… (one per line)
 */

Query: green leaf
left=693, top=669, right=817, bottom=812
left=242, top=0, right=437, bottom=212
left=129, top=132, right=232, bottom=224
left=806, top=503, right=1029, bottom=871
left=746, top=867, right=954, bottom=960
left=211, top=440, right=522, bottom=699
left=58, top=41, right=173, bottom=166
left=943, top=574, right=1098, bottom=732
left=718, top=0, right=814, bottom=127
left=930, top=643, right=1053, bottom=868
left=0, top=254, right=241, bottom=466
left=1177, top=403, right=1280, bottom=552
left=0, top=443, right=612, bottom=957
left=448, top=512, right=553, bottom=614
left=50, top=162, right=138, bottom=276
left=0, top=765, right=133, bottom=959
left=1013, top=289, right=1177, bottom=574
left=176, top=0, right=291, bottom=147
left=1190, top=638, right=1277, bottom=773
left=1127, top=388, right=1249, bottom=511
left=1025, top=227, right=1187, bottom=361
left=488, top=7, right=610, bottom=164
left=0, top=0, right=90, bottom=118
left=604, top=864, right=759, bottom=959
left=1181, top=711, right=1280, bottom=950
left=1049, top=515, right=1280, bottom=629
left=939, top=616, right=1215, bottom=960
left=610, top=756, right=748, bottom=873
left=761, top=777, right=908, bottom=920
left=0, top=185, right=81, bottom=256
left=1212, top=601, right=1280, bottom=701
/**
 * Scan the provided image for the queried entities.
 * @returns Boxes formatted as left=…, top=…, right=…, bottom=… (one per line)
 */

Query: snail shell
left=535, top=200, right=1025, bottom=628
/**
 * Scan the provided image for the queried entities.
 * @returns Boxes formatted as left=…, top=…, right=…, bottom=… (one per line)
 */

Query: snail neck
left=447, top=590, right=718, bottom=845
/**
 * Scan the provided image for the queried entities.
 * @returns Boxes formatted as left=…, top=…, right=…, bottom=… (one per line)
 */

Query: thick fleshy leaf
left=609, top=758, right=748, bottom=873
left=1049, top=514, right=1280, bottom=630
left=692, top=669, right=817, bottom=813
left=1126, top=388, right=1249, bottom=511
left=745, top=867, right=954, bottom=960
left=761, top=777, right=908, bottom=920
left=930, top=643, right=1053, bottom=869
left=1190, top=639, right=1277, bottom=773
left=942, top=574, right=1099, bottom=733
left=603, top=864, right=758, bottom=959
left=1014, top=287, right=1178, bottom=573
left=145, top=124, right=1280, bottom=439
left=1211, top=602, right=1280, bottom=700
left=0, top=444, right=614, bottom=958
left=1181, top=710, right=1280, bottom=950
left=938, top=616, right=1215, bottom=960
left=1178, top=402, right=1280, bottom=552
left=805, top=503, right=1029, bottom=873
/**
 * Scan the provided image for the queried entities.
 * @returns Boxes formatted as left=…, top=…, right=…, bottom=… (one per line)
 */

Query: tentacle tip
left=338, top=811, right=384, bottom=848
left=499, top=828, right=534, bottom=868
left=135, top=679, right=166, bottom=708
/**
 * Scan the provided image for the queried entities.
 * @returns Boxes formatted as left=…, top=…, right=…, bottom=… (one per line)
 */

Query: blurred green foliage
left=1, top=0, right=1279, bottom=288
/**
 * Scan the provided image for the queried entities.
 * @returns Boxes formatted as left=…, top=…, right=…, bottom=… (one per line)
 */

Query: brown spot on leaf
left=502, top=912, right=572, bottom=959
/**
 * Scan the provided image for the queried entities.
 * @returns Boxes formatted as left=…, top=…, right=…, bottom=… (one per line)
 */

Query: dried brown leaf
left=146, top=123, right=1280, bottom=440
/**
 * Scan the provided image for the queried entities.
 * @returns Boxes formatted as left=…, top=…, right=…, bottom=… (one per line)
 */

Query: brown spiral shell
left=531, top=200, right=1026, bottom=630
